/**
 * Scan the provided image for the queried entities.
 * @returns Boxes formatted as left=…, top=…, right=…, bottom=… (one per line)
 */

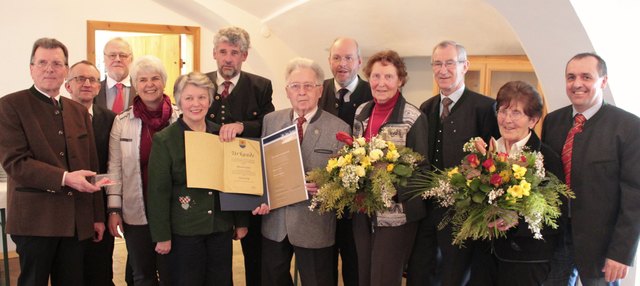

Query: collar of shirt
left=88, top=103, right=94, bottom=118
left=216, top=71, right=240, bottom=95
left=292, top=106, right=319, bottom=134
left=439, top=84, right=465, bottom=114
left=572, top=99, right=603, bottom=120
left=34, top=85, right=61, bottom=100
left=106, top=75, right=131, bottom=89
left=496, top=131, right=532, bottom=155
left=333, top=76, right=360, bottom=102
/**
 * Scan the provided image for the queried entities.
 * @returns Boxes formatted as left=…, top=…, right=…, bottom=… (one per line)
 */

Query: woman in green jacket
left=147, top=72, right=249, bottom=286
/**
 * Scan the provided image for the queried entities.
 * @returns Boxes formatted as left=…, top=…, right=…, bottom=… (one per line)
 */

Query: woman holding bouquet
left=351, top=50, right=430, bottom=286
left=473, top=80, right=564, bottom=285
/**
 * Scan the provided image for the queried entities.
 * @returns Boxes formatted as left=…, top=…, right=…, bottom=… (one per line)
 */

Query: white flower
left=422, top=179, right=456, bottom=207
left=488, top=188, right=505, bottom=205
left=524, top=212, right=544, bottom=240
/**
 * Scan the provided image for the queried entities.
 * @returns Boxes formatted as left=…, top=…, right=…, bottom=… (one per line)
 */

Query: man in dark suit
left=316, top=37, right=371, bottom=286
left=543, top=53, right=640, bottom=285
left=66, top=60, right=117, bottom=286
left=407, top=40, right=499, bottom=286
left=95, top=37, right=136, bottom=113
left=206, top=26, right=275, bottom=286
left=0, top=38, right=105, bottom=285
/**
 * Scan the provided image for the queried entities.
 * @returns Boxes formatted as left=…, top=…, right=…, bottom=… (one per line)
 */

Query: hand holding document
left=184, top=125, right=308, bottom=210
left=185, top=132, right=263, bottom=196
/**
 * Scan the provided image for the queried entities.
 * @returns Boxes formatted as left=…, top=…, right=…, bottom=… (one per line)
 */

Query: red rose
left=520, top=155, right=527, bottom=163
left=467, top=154, right=480, bottom=168
left=336, top=131, right=354, bottom=146
left=490, top=173, right=503, bottom=187
left=482, top=158, right=496, bottom=172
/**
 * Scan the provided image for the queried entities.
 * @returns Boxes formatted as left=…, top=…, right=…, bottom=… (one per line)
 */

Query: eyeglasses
left=105, top=53, right=131, bottom=60
left=497, top=109, right=526, bottom=120
left=330, top=55, right=356, bottom=63
left=431, top=60, right=465, bottom=69
left=287, top=82, right=321, bottom=92
left=70, top=76, right=100, bottom=84
left=32, top=60, right=66, bottom=70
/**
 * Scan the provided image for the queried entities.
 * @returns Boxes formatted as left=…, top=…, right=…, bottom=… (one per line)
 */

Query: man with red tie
left=95, top=37, right=136, bottom=113
left=543, top=53, right=640, bottom=286
left=205, top=26, right=275, bottom=286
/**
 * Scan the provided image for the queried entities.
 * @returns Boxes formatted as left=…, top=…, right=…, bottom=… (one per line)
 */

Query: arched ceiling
left=164, top=0, right=526, bottom=59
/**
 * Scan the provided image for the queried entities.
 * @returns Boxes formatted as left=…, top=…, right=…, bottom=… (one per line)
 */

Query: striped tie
left=296, top=116, right=306, bottom=143
left=561, top=114, right=586, bottom=187
left=441, top=97, right=453, bottom=120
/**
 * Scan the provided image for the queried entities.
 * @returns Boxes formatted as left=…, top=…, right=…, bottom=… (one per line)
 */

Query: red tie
left=221, top=81, right=232, bottom=99
left=112, top=83, right=124, bottom=113
left=296, top=116, right=306, bottom=143
left=561, top=114, right=586, bottom=187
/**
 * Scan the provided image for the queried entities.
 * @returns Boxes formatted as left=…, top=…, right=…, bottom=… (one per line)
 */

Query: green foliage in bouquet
left=307, top=131, right=424, bottom=218
left=411, top=137, right=574, bottom=246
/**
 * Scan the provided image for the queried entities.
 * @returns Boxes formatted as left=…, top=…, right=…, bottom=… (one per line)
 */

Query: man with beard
left=95, top=37, right=136, bottom=113
left=206, top=26, right=275, bottom=286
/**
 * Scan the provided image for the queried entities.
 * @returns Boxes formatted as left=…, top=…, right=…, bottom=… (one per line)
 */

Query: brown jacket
left=0, top=86, right=103, bottom=240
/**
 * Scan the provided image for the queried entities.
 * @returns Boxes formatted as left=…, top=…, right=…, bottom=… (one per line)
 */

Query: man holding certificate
left=254, top=58, right=350, bottom=286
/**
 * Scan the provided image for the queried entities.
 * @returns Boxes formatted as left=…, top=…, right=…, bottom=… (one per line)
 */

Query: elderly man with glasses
left=95, top=37, right=136, bottom=113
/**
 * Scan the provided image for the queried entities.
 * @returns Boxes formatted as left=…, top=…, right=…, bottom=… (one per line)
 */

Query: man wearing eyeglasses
left=95, top=37, right=136, bottom=113
left=317, top=37, right=371, bottom=286
left=0, top=38, right=104, bottom=285
left=205, top=26, right=275, bottom=286
left=407, top=41, right=499, bottom=286
left=66, top=60, right=117, bottom=286
left=254, top=57, right=350, bottom=286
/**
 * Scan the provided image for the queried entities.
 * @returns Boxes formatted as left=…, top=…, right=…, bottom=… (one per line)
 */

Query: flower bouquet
left=307, top=131, right=424, bottom=218
left=412, top=137, right=573, bottom=246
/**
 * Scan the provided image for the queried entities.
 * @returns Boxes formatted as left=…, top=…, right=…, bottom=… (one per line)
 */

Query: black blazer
left=542, top=103, right=640, bottom=277
left=318, top=76, right=372, bottom=127
left=94, top=79, right=136, bottom=112
left=92, top=104, right=116, bottom=174
left=205, top=71, right=274, bottom=138
left=492, top=132, right=563, bottom=262
left=420, top=88, right=500, bottom=169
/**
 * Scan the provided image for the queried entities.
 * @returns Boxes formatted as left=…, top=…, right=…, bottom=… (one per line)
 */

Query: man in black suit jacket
left=543, top=53, right=640, bottom=285
left=95, top=38, right=136, bottom=113
left=316, top=37, right=372, bottom=286
left=407, top=41, right=499, bottom=286
left=206, top=26, right=275, bottom=286
left=66, top=60, right=117, bottom=286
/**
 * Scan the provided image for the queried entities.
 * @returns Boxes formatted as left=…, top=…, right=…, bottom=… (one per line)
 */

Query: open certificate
left=184, top=132, right=264, bottom=196
left=261, top=125, right=308, bottom=209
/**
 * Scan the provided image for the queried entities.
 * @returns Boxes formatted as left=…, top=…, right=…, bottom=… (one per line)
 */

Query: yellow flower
left=499, top=170, right=510, bottom=182
left=447, top=167, right=459, bottom=178
left=355, top=137, right=366, bottom=146
left=360, top=156, right=371, bottom=168
left=466, top=179, right=473, bottom=187
left=507, top=180, right=531, bottom=198
left=337, top=154, right=353, bottom=167
left=326, top=158, right=338, bottom=172
left=355, top=165, right=366, bottom=177
left=387, top=141, right=396, bottom=151
left=387, top=164, right=395, bottom=172
left=369, top=149, right=383, bottom=161
left=386, top=149, right=400, bottom=161
left=352, top=147, right=366, bottom=156
left=512, top=164, right=527, bottom=179
left=519, top=179, right=531, bottom=196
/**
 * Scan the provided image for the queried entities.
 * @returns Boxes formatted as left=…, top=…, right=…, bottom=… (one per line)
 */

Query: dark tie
left=51, top=96, right=59, bottom=108
left=337, top=88, right=350, bottom=119
left=441, top=97, right=453, bottom=120
left=296, top=116, right=306, bottom=143
left=112, top=83, right=124, bottom=113
left=221, top=81, right=232, bottom=99
left=561, top=114, right=586, bottom=188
